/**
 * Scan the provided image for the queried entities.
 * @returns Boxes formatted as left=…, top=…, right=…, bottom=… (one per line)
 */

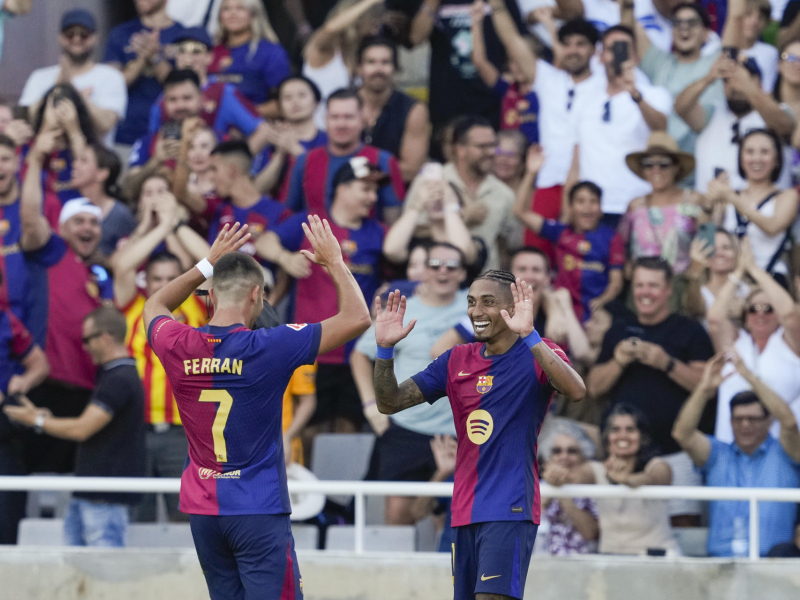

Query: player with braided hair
left=372, top=270, right=585, bottom=600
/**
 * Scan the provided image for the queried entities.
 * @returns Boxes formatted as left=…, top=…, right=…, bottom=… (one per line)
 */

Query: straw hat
left=625, top=132, right=695, bottom=182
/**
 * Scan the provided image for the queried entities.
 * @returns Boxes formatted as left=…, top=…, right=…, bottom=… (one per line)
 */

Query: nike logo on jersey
left=458, top=371, right=472, bottom=376
left=481, top=574, right=501, bottom=581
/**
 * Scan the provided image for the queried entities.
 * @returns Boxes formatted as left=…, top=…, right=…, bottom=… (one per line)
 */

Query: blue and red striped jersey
left=411, top=337, right=569, bottom=527
left=148, top=317, right=321, bottom=516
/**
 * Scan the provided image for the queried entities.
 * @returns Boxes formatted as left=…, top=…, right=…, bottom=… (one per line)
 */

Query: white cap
left=59, top=198, right=103, bottom=225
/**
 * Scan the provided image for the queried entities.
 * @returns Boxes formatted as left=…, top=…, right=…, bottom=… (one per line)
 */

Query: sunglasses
left=427, top=259, right=461, bottom=271
left=551, top=446, right=581, bottom=456
left=747, top=303, right=774, bottom=315
left=63, top=28, right=92, bottom=41
left=641, top=157, right=675, bottom=169
left=177, top=42, right=208, bottom=54
left=81, top=331, right=103, bottom=345
left=781, top=52, right=800, bottom=64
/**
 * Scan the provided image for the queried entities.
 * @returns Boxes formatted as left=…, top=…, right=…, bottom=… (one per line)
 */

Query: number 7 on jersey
left=198, top=390, right=233, bottom=463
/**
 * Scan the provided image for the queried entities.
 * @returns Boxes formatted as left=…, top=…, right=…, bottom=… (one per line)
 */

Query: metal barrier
left=1, top=476, right=799, bottom=559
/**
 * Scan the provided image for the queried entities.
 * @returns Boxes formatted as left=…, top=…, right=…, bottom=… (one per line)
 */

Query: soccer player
left=142, top=216, right=370, bottom=600
left=373, top=271, right=585, bottom=600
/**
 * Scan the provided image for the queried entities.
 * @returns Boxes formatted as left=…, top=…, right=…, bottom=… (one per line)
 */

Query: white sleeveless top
left=716, top=327, right=800, bottom=443
left=722, top=195, right=790, bottom=275
left=302, top=51, right=350, bottom=130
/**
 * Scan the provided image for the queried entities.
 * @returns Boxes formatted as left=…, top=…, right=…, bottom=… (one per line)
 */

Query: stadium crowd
left=0, top=0, right=799, bottom=559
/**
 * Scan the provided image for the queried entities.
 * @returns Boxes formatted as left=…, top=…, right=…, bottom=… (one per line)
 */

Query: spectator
left=741, top=0, right=779, bottom=93
left=779, top=43, right=800, bottom=179
left=105, top=0, right=185, bottom=153
left=767, top=524, right=800, bottom=557
left=208, top=0, right=290, bottom=118
left=707, top=237, right=800, bottom=443
left=514, top=146, right=625, bottom=322
left=0, top=100, right=33, bottom=148
left=352, top=242, right=467, bottom=524
left=258, top=158, right=389, bottom=433
left=677, top=57, right=794, bottom=193
left=471, top=0, right=538, bottom=146
left=382, top=164, right=477, bottom=267
left=626, top=0, right=740, bottom=171
left=0, top=0, right=33, bottom=66
left=20, top=133, right=115, bottom=474
left=539, top=419, right=599, bottom=556
left=4, top=307, right=146, bottom=548
left=358, top=36, right=431, bottom=182
left=0, top=279, right=49, bottom=544
left=252, top=76, right=327, bottom=200
left=619, top=132, right=705, bottom=276
left=303, top=0, right=384, bottom=128
left=406, top=0, right=527, bottom=151
left=575, top=404, right=679, bottom=555
left=173, top=121, right=219, bottom=234
left=683, top=230, right=749, bottom=323
left=19, top=9, right=127, bottom=147
left=285, top=88, right=406, bottom=224
left=708, top=129, right=799, bottom=279
left=72, top=143, right=136, bottom=256
left=777, top=0, right=800, bottom=50
left=587, top=257, right=713, bottom=524
left=566, top=25, right=672, bottom=222
left=282, top=365, right=318, bottom=466
left=112, top=195, right=208, bottom=521
left=492, top=130, right=528, bottom=194
left=377, top=241, right=429, bottom=302
left=672, top=352, right=800, bottom=557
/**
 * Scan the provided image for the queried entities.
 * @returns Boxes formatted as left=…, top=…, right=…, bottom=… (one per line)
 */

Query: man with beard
left=357, top=36, right=431, bottom=183
left=19, top=9, right=127, bottom=147
left=622, top=0, right=743, bottom=169
left=677, top=56, right=795, bottom=192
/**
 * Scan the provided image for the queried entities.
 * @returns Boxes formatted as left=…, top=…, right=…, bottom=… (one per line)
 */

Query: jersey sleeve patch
left=287, top=323, right=308, bottom=331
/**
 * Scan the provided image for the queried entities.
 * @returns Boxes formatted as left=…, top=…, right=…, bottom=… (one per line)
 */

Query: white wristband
left=196, top=258, right=214, bottom=280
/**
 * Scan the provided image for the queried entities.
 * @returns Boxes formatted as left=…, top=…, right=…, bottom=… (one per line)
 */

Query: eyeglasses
left=551, top=446, right=581, bottom=456
left=671, top=17, right=702, bottom=29
left=177, top=42, right=208, bottom=55
left=602, top=100, right=611, bottom=123
left=427, top=259, right=461, bottom=271
left=747, top=303, right=774, bottom=315
left=731, top=415, right=769, bottom=425
left=495, top=148, right=520, bottom=157
left=641, top=157, right=675, bottom=169
left=81, top=331, right=103, bottom=345
left=781, top=52, right=800, bottom=64
left=62, top=28, right=91, bottom=41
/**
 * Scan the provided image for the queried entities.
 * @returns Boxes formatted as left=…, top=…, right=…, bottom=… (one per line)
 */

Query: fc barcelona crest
left=476, top=376, right=493, bottom=394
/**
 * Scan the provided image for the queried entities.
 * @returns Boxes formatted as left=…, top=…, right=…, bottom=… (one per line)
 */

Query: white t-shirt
left=771, top=0, right=791, bottom=22
left=568, top=74, right=673, bottom=214
left=744, top=42, right=780, bottom=94
left=167, top=0, right=221, bottom=35
left=19, top=64, right=128, bottom=148
left=694, top=106, right=793, bottom=193
left=533, top=59, right=602, bottom=188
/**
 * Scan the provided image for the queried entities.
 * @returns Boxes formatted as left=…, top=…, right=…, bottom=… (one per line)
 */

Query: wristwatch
left=630, top=90, right=643, bottom=104
left=33, top=412, right=46, bottom=435
left=665, top=357, right=676, bottom=374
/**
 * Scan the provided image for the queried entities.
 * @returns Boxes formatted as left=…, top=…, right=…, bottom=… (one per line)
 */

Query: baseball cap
left=167, top=26, right=214, bottom=50
left=59, top=198, right=102, bottom=225
left=61, top=8, right=96, bottom=33
left=332, top=157, right=390, bottom=188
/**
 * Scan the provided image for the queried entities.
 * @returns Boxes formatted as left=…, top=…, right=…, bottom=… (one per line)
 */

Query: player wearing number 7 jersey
left=143, top=216, right=371, bottom=600
left=373, top=270, right=586, bottom=600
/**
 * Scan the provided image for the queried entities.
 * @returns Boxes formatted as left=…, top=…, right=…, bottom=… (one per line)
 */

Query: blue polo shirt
left=701, top=435, right=800, bottom=557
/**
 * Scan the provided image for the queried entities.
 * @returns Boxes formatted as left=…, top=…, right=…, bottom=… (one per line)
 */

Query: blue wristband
left=376, top=346, right=394, bottom=360
left=523, top=330, right=542, bottom=349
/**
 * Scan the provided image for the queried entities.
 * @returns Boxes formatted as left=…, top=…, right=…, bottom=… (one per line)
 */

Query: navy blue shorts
left=452, top=521, right=538, bottom=600
left=190, top=514, right=303, bottom=600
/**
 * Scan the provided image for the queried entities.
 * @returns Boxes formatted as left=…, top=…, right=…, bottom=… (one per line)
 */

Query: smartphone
left=12, top=105, right=27, bottom=122
left=612, top=41, right=629, bottom=76
left=723, top=46, right=738, bottom=61
left=5, top=393, right=22, bottom=407
left=714, top=167, right=726, bottom=178
left=162, top=120, right=182, bottom=141
left=697, top=222, right=717, bottom=257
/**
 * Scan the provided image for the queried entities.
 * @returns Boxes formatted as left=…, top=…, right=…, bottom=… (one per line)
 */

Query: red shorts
left=523, top=184, right=563, bottom=265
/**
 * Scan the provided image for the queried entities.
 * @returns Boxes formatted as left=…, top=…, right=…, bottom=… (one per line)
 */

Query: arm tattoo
left=531, top=343, right=569, bottom=394
left=374, top=358, right=426, bottom=414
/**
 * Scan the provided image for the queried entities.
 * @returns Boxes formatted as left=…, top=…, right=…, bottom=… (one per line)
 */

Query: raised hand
left=525, top=144, right=545, bottom=174
left=470, top=0, right=486, bottom=25
left=374, top=290, right=417, bottom=348
left=700, top=352, right=732, bottom=393
left=739, top=236, right=756, bottom=272
left=300, top=214, right=343, bottom=269
left=207, top=222, right=251, bottom=266
left=430, top=434, right=457, bottom=476
left=500, top=278, right=536, bottom=337
left=689, top=238, right=714, bottom=270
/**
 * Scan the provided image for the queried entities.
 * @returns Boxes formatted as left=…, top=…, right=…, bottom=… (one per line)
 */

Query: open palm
left=374, top=291, right=417, bottom=348
left=500, top=278, right=535, bottom=337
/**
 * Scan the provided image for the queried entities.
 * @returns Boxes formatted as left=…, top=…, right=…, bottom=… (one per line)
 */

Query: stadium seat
left=414, top=516, right=438, bottom=552
left=17, top=518, right=65, bottom=546
left=324, top=525, right=415, bottom=552
left=365, top=494, right=385, bottom=525
left=292, top=524, right=320, bottom=550
left=127, top=523, right=194, bottom=548
left=673, top=527, right=709, bottom=557
left=310, top=433, right=375, bottom=506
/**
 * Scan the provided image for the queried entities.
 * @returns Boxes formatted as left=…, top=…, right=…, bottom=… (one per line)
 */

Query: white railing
left=2, top=476, right=799, bottom=560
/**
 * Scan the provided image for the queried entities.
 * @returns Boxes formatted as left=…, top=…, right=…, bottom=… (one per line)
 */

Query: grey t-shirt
left=100, top=201, right=137, bottom=256
left=355, top=290, right=469, bottom=436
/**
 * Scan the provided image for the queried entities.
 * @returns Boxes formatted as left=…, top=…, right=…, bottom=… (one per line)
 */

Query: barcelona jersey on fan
left=148, top=317, right=321, bottom=516
left=411, top=337, right=569, bottom=527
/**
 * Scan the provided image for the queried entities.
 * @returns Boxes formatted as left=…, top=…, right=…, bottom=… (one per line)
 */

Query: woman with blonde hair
left=302, top=0, right=385, bottom=128
left=208, top=0, right=290, bottom=118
